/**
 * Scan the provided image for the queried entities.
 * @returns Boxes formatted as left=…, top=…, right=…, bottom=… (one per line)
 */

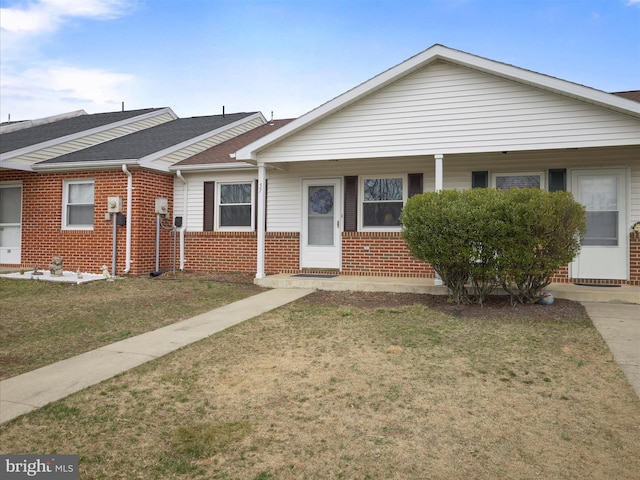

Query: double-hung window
left=218, top=182, right=253, bottom=230
left=63, top=180, right=94, bottom=229
left=360, top=176, right=405, bottom=230
left=492, top=172, right=544, bottom=190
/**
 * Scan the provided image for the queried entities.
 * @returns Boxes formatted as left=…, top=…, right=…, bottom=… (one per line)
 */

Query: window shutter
left=203, top=181, right=215, bottom=231
left=408, top=173, right=423, bottom=197
left=472, top=171, right=489, bottom=188
left=344, top=176, right=358, bottom=232
left=548, top=169, right=566, bottom=192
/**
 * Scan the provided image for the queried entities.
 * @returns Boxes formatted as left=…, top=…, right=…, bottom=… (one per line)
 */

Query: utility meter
left=107, top=196, right=122, bottom=213
left=155, top=198, right=169, bottom=216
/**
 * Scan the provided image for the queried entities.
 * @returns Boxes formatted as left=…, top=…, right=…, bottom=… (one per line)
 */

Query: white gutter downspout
left=256, top=161, right=267, bottom=279
left=434, top=153, right=444, bottom=286
left=122, top=164, right=133, bottom=274
left=176, top=170, right=187, bottom=270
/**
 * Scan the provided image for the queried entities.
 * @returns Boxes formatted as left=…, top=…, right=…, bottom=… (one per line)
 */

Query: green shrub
left=401, top=188, right=585, bottom=304
left=497, top=189, right=586, bottom=304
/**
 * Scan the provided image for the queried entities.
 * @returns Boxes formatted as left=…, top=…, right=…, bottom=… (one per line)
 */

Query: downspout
left=176, top=170, right=187, bottom=270
left=122, top=164, right=133, bottom=274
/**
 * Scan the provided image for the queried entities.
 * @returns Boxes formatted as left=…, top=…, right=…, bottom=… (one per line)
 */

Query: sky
left=1, top=0, right=639, bottom=122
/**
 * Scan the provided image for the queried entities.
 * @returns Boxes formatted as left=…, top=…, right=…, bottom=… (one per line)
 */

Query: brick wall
left=0, top=168, right=172, bottom=276
left=183, top=232, right=257, bottom=272
left=342, top=232, right=434, bottom=277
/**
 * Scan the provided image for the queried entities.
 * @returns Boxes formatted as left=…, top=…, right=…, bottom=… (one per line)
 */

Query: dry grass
left=0, top=275, right=262, bottom=379
left=2, top=293, right=639, bottom=479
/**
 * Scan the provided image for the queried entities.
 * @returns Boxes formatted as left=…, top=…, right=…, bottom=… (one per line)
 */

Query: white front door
left=570, top=169, right=628, bottom=280
left=301, top=179, right=342, bottom=269
left=0, top=184, right=22, bottom=265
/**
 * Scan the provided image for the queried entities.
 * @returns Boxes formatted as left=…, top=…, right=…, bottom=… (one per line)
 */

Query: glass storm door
left=571, top=169, right=627, bottom=280
left=301, top=179, right=342, bottom=269
left=0, top=185, right=22, bottom=264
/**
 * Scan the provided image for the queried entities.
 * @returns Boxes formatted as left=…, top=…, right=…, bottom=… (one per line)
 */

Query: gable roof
left=236, top=44, right=640, bottom=162
left=33, top=112, right=262, bottom=171
left=171, top=119, right=294, bottom=171
left=0, top=108, right=169, bottom=155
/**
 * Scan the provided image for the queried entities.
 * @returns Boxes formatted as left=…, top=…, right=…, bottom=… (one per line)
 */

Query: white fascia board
left=0, top=107, right=178, bottom=161
left=168, top=162, right=257, bottom=172
left=0, top=160, right=34, bottom=171
left=31, top=159, right=139, bottom=173
left=236, top=44, right=640, bottom=161
left=139, top=112, right=267, bottom=168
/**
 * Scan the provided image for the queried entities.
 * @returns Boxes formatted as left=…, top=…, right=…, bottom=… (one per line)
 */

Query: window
left=63, top=180, right=94, bottom=229
left=361, top=176, right=404, bottom=229
left=492, top=172, right=544, bottom=190
left=218, top=182, right=253, bottom=230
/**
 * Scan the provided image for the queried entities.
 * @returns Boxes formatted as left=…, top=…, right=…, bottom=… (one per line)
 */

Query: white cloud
left=0, top=0, right=131, bottom=34
left=1, top=64, right=135, bottom=120
left=0, top=0, right=136, bottom=120
left=627, top=0, right=640, bottom=6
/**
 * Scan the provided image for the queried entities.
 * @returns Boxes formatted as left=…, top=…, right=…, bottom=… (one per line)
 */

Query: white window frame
left=491, top=171, right=546, bottom=190
left=359, top=174, right=407, bottom=232
left=62, top=179, right=94, bottom=230
left=216, top=181, right=255, bottom=232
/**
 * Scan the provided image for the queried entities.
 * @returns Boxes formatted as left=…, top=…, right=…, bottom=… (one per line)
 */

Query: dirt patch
left=301, top=290, right=588, bottom=321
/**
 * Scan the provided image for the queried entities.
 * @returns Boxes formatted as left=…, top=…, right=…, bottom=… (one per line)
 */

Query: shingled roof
left=36, top=112, right=259, bottom=165
left=0, top=108, right=165, bottom=155
left=612, top=91, right=640, bottom=103
left=173, top=119, right=294, bottom=167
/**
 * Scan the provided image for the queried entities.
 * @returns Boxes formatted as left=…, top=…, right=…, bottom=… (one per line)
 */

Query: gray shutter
left=472, top=171, right=489, bottom=188
left=408, top=173, right=423, bottom=197
left=548, top=169, right=566, bottom=192
left=203, top=181, right=215, bottom=231
left=344, top=176, right=358, bottom=232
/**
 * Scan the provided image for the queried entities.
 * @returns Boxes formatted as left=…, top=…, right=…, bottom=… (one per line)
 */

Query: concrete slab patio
left=0, top=288, right=313, bottom=424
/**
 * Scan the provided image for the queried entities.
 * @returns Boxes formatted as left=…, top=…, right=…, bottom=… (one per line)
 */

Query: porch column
left=434, top=153, right=444, bottom=286
left=256, top=161, right=266, bottom=279
left=434, top=153, right=443, bottom=192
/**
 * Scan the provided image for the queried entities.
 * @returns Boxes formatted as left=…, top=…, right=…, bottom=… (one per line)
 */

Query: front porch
left=255, top=273, right=640, bottom=305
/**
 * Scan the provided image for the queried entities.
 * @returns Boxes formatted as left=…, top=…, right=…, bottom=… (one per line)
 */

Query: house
left=229, top=44, right=640, bottom=285
left=0, top=109, right=266, bottom=274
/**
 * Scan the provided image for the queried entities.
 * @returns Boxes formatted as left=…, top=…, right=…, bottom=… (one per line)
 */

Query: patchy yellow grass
left=2, top=298, right=639, bottom=479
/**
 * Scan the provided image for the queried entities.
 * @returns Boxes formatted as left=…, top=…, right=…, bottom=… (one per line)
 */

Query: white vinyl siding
left=263, top=145, right=639, bottom=232
left=173, top=171, right=258, bottom=232
left=257, top=61, right=640, bottom=162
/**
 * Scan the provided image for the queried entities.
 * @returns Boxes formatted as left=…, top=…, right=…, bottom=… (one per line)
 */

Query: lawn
left=1, top=286, right=639, bottom=479
left=0, top=274, right=263, bottom=380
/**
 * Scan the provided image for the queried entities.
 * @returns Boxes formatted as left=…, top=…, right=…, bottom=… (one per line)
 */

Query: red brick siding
left=265, top=232, right=299, bottom=274
left=183, top=232, right=257, bottom=273
left=341, top=232, right=434, bottom=277
left=0, top=168, right=172, bottom=276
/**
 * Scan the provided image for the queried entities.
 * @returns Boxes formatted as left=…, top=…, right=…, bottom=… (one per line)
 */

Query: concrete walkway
left=0, top=288, right=313, bottom=425
left=582, top=302, right=640, bottom=399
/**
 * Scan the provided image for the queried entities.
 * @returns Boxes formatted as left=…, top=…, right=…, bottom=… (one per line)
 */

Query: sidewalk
left=0, top=288, right=313, bottom=425
left=582, top=302, right=640, bottom=399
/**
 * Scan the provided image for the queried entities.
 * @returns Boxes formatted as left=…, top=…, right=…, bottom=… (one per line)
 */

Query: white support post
left=435, top=153, right=443, bottom=192
left=434, top=153, right=444, bottom=286
left=256, top=162, right=267, bottom=279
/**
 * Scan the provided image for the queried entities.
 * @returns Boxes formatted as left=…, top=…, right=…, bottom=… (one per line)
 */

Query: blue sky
left=1, top=0, right=639, bottom=122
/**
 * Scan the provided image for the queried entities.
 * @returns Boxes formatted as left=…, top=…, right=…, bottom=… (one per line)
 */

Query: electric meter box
left=155, top=198, right=169, bottom=215
left=107, top=196, right=123, bottom=213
